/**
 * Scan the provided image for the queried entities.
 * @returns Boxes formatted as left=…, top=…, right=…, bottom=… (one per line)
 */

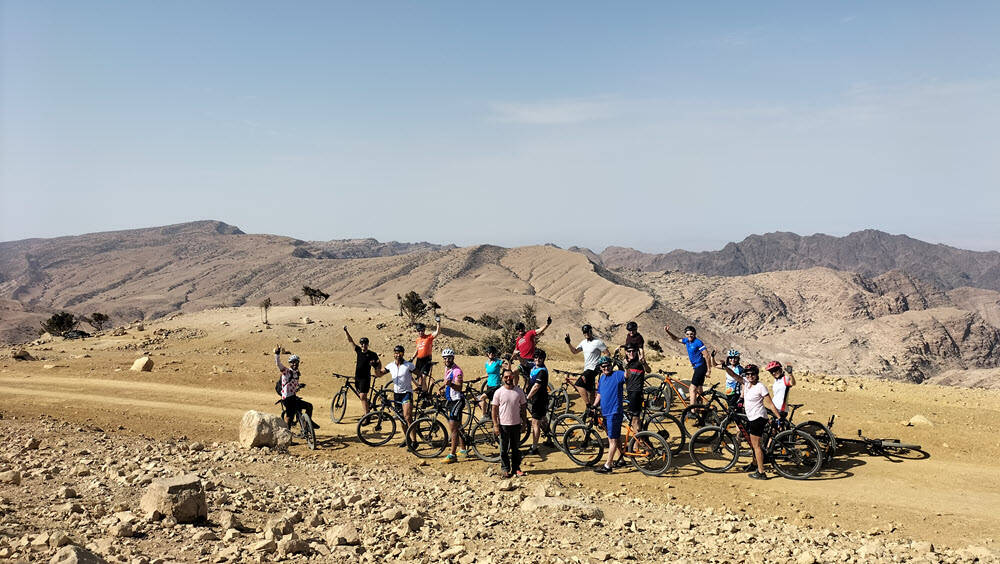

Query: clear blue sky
left=3, top=1, right=999, bottom=252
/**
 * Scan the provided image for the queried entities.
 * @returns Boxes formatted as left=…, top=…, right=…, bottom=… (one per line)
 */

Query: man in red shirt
left=511, top=315, right=551, bottom=388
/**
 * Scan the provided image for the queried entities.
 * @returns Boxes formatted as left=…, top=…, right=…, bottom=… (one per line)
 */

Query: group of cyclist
left=275, top=315, right=797, bottom=479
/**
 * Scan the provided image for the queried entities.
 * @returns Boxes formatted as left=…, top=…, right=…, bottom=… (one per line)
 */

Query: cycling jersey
left=353, top=346, right=379, bottom=379
left=597, top=370, right=626, bottom=417
left=744, top=382, right=770, bottom=422
left=385, top=361, right=416, bottom=393
left=527, top=366, right=549, bottom=407
left=515, top=330, right=538, bottom=360
left=725, top=365, right=743, bottom=395
left=444, top=365, right=464, bottom=401
left=276, top=354, right=300, bottom=399
left=625, top=332, right=644, bottom=350
left=415, top=334, right=435, bottom=359
left=578, top=338, right=608, bottom=370
left=772, top=375, right=791, bottom=412
left=485, top=359, right=504, bottom=388
left=682, top=337, right=707, bottom=367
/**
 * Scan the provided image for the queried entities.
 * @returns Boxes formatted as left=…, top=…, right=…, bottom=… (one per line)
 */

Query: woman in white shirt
left=766, top=361, right=795, bottom=413
left=741, top=364, right=783, bottom=480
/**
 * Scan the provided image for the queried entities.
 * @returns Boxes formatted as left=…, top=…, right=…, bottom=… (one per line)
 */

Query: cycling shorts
left=414, top=356, right=433, bottom=377
left=574, top=368, right=598, bottom=392
left=690, top=363, right=708, bottom=387
left=446, top=399, right=465, bottom=423
left=485, top=385, right=500, bottom=402
left=517, top=358, right=535, bottom=375
left=747, top=416, right=767, bottom=437
left=529, top=396, right=548, bottom=420
left=355, top=374, right=372, bottom=394
left=394, top=392, right=413, bottom=405
left=626, top=389, right=644, bottom=418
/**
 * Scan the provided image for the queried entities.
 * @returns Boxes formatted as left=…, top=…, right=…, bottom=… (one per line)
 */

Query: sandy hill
left=2, top=221, right=999, bottom=386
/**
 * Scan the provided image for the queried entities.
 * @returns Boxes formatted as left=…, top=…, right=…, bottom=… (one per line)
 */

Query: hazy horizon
left=3, top=3, right=999, bottom=252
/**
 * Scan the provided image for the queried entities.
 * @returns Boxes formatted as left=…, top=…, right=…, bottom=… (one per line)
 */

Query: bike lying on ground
left=278, top=383, right=316, bottom=450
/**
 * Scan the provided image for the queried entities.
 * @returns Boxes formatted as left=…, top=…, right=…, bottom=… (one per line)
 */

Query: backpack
left=275, top=377, right=282, bottom=396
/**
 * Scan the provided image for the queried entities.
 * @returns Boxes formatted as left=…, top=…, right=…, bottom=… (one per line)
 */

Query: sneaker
left=613, top=459, right=628, bottom=469
left=749, top=471, right=769, bottom=480
left=501, top=471, right=512, bottom=479
left=742, top=463, right=756, bottom=472
left=515, top=470, right=527, bottom=477
left=528, top=446, right=539, bottom=456
left=458, top=449, right=470, bottom=457
left=443, top=454, right=457, bottom=464
left=594, top=465, right=613, bottom=474
left=543, top=438, right=556, bottom=448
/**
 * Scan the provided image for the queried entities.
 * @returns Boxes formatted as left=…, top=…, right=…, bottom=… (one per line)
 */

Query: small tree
left=40, top=311, right=78, bottom=336
left=521, top=303, right=538, bottom=330
left=87, top=312, right=110, bottom=331
left=480, top=317, right=521, bottom=356
left=292, top=296, right=301, bottom=307
left=301, top=286, right=330, bottom=305
left=400, top=291, right=428, bottom=324
left=477, top=314, right=501, bottom=329
left=429, top=301, right=441, bottom=317
left=260, top=297, right=272, bottom=324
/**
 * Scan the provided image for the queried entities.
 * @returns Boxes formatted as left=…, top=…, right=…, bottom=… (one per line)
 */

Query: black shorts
left=626, top=389, right=644, bottom=417
left=747, top=417, right=767, bottom=437
left=355, top=374, right=372, bottom=394
left=574, top=368, right=598, bottom=392
left=446, top=399, right=465, bottom=423
left=529, top=397, right=548, bottom=420
left=691, top=363, right=708, bottom=387
left=518, top=358, right=535, bottom=375
left=485, top=385, right=500, bottom=402
left=414, top=356, right=433, bottom=376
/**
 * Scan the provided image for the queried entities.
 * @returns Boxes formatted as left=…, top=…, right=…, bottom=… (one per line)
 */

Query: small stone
left=109, top=523, right=134, bottom=538
left=277, top=537, right=309, bottom=556
left=0, top=470, right=21, bottom=485
left=60, top=487, right=78, bottom=499
left=325, top=523, right=360, bottom=546
left=49, top=531, right=72, bottom=548
left=50, top=545, right=107, bottom=564
left=191, top=529, right=217, bottom=541
left=379, top=507, right=403, bottom=522
left=906, top=415, right=933, bottom=427
left=25, top=437, right=41, bottom=450
left=401, top=514, right=424, bottom=533
left=130, top=356, right=154, bottom=372
left=251, top=539, right=277, bottom=554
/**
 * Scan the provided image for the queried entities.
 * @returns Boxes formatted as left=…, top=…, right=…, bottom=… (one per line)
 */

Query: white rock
left=130, top=357, right=153, bottom=372
left=239, top=411, right=292, bottom=449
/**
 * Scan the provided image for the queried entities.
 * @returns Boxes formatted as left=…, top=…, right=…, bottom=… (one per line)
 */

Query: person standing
left=374, top=345, right=417, bottom=446
left=615, top=321, right=645, bottom=355
left=766, top=361, right=795, bottom=414
left=564, top=324, right=608, bottom=408
left=742, top=364, right=783, bottom=480
left=479, top=346, right=507, bottom=415
left=525, top=349, right=552, bottom=455
left=663, top=325, right=711, bottom=406
left=511, top=315, right=552, bottom=387
left=592, top=356, right=624, bottom=474
left=344, top=326, right=379, bottom=415
left=492, top=367, right=528, bottom=478
left=442, top=349, right=467, bottom=463
left=713, top=349, right=744, bottom=405
left=623, top=345, right=650, bottom=433
left=413, top=316, right=442, bottom=392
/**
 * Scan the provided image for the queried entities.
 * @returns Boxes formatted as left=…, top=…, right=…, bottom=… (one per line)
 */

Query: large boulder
left=139, top=474, right=208, bottom=523
left=50, top=545, right=107, bottom=564
left=239, top=410, right=291, bottom=449
left=130, top=356, right=153, bottom=372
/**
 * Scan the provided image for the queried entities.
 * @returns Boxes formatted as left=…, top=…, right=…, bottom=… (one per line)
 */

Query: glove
left=546, top=316, right=552, bottom=325
left=435, top=315, right=441, bottom=322
left=564, top=334, right=571, bottom=344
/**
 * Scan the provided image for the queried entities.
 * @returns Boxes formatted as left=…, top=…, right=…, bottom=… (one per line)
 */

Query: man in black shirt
left=623, top=344, right=650, bottom=434
left=344, top=326, right=380, bottom=415
left=615, top=321, right=645, bottom=356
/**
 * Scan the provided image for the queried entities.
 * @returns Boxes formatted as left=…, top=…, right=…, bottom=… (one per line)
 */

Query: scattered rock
left=0, top=470, right=21, bottom=485
left=108, top=523, right=134, bottom=538
left=12, top=348, right=36, bottom=360
left=139, top=474, right=208, bottom=523
left=325, top=523, right=360, bottom=546
left=130, top=356, right=154, bottom=372
left=25, top=437, right=41, bottom=450
left=239, top=410, right=292, bottom=449
left=251, top=539, right=277, bottom=554
left=277, top=537, right=309, bottom=555
left=906, top=415, right=933, bottom=427
left=50, top=545, right=107, bottom=564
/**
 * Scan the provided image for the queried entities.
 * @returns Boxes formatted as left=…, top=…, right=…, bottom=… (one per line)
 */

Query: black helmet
left=581, top=324, right=592, bottom=334
left=414, top=323, right=426, bottom=332
left=486, top=346, right=499, bottom=356
left=624, top=344, right=637, bottom=352
left=359, top=337, right=369, bottom=345
left=626, top=321, right=638, bottom=332
left=393, top=345, right=405, bottom=353
left=683, top=325, right=696, bottom=335
left=515, top=322, right=526, bottom=332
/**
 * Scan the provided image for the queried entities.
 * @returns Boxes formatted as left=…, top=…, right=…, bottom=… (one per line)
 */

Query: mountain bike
left=641, top=369, right=690, bottom=413
left=355, top=388, right=426, bottom=448
left=329, top=372, right=381, bottom=423
left=277, top=384, right=316, bottom=450
left=405, top=395, right=501, bottom=462
left=688, top=408, right=823, bottom=479
left=562, top=408, right=672, bottom=476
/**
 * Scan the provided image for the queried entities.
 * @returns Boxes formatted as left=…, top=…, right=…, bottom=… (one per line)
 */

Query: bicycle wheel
left=793, top=420, right=837, bottom=462
left=878, top=440, right=921, bottom=453
left=562, top=425, right=604, bottom=467
left=680, top=404, right=723, bottom=437
left=550, top=413, right=584, bottom=442
left=549, top=388, right=571, bottom=415
left=688, top=426, right=739, bottom=473
left=646, top=412, right=685, bottom=456
left=627, top=430, right=672, bottom=476
left=643, top=386, right=671, bottom=412
left=298, top=413, right=316, bottom=450
left=407, top=417, right=449, bottom=459
left=356, top=410, right=396, bottom=446
left=470, top=419, right=501, bottom=463
left=769, top=429, right=823, bottom=480
left=519, top=421, right=532, bottom=445
left=330, top=388, right=348, bottom=423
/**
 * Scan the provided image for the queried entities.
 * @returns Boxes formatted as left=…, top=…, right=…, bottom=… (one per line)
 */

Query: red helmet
left=765, top=361, right=782, bottom=372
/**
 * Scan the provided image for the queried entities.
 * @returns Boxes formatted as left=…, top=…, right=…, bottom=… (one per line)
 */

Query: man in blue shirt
left=592, top=356, right=625, bottom=474
left=664, top=325, right=712, bottom=407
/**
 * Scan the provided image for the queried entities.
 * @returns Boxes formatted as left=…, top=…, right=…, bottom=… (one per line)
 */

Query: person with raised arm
left=344, top=326, right=379, bottom=415
left=413, top=315, right=442, bottom=392
left=511, top=315, right=552, bottom=388
left=663, top=325, right=711, bottom=406
left=564, top=324, right=608, bottom=408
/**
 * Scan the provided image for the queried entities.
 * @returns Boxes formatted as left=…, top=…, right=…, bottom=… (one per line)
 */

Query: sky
left=2, top=1, right=999, bottom=253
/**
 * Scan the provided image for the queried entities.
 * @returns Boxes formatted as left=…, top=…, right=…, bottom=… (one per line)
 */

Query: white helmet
left=288, top=355, right=300, bottom=363
left=441, top=349, right=455, bottom=357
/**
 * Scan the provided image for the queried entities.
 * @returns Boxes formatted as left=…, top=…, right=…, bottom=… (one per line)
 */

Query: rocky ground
left=3, top=415, right=997, bottom=564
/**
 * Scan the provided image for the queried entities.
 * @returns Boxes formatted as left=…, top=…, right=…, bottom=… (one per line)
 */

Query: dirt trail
left=2, top=305, right=999, bottom=553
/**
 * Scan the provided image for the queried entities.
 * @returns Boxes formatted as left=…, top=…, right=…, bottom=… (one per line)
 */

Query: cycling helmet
left=414, top=323, right=426, bottom=332
left=441, top=348, right=455, bottom=357
left=726, top=349, right=740, bottom=358
left=743, top=363, right=759, bottom=375
left=533, top=348, right=546, bottom=359
left=359, top=337, right=369, bottom=345
left=626, top=321, right=638, bottom=331
left=515, top=322, right=526, bottom=332
left=288, top=355, right=300, bottom=363
left=393, top=345, right=405, bottom=353
left=486, top=346, right=498, bottom=356
left=597, top=355, right=612, bottom=367
left=624, top=344, right=637, bottom=352
left=683, top=326, right=696, bottom=335
left=765, top=361, right=782, bottom=372
left=581, top=324, right=593, bottom=334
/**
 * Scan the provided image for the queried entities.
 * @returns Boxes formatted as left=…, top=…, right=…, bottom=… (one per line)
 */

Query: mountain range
left=2, top=220, right=998, bottom=386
